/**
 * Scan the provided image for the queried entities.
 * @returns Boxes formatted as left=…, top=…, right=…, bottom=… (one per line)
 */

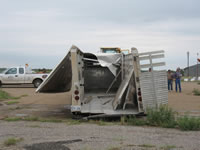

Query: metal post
left=187, top=51, right=190, bottom=77
left=197, top=53, right=199, bottom=79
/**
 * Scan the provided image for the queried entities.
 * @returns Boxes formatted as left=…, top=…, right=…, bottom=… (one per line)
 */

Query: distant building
left=184, top=64, right=200, bottom=77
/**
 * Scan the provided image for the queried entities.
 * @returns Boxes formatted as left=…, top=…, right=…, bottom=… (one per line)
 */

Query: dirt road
left=0, top=82, right=200, bottom=150
left=168, top=82, right=200, bottom=115
left=0, top=121, right=200, bottom=150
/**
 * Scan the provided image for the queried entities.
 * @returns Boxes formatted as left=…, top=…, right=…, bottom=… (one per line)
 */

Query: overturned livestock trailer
left=37, top=45, right=168, bottom=116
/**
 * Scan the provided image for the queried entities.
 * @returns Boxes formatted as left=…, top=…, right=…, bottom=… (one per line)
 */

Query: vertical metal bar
left=131, top=47, right=143, bottom=112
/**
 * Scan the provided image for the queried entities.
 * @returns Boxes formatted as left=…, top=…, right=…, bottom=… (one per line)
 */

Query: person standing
left=167, top=70, right=173, bottom=91
left=174, top=67, right=182, bottom=92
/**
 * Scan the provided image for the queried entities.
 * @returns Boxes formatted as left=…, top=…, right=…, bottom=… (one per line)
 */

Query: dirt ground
left=0, top=82, right=200, bottom=119
left=0, top=82, right=200, bottom=150
left=168, top=82, right=200, bottom=116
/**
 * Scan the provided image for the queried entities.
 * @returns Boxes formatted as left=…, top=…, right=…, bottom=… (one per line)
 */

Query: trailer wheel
left=33, top=79, right=42, bottom=88
left=0, top=81, right=2, bottom=88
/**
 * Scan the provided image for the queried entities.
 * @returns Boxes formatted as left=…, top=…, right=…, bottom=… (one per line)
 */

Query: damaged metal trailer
left=36, top=45, right=168, bottom=116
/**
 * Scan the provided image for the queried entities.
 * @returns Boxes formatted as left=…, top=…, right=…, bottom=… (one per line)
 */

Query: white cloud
left=0, top=0, right=200, bottom=70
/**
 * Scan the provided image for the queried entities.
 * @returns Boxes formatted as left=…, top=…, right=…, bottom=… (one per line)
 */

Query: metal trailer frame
left=37, top=45, right=168, bottom=116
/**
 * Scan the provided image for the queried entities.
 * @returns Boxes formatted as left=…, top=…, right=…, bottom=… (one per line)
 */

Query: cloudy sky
left=0, top=0, right=200, bottom=70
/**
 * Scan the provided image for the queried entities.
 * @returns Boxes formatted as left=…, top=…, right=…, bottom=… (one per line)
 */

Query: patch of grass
left=6, top=100, right=19, bottom=105
left=138, top=144, right=156, bottom=148
left=23, top=116, right=39, bottom=121
left=160, top=145, right=177, bottom=150
left=39, top=118, right=63, bottom=123
left=0, top=89, right=28, bottom=101
left=124, top=116, right=147, bottom=126
left=4, top=117, right=22, bottom=121
left=146, top=105, right=177, bottom=128
left=177, top=116, right=200, bottom=131
left=4, top=116, right=63, bottom=123
left=66, top=119, right=81, bottom=125
left=4, top=137, right=23, bottom=146
left=0, top=90, right=12, bottom=100
left=192, top=88, right=200, bottom=96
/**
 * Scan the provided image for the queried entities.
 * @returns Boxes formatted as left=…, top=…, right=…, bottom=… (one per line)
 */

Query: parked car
left=0, top=66, right=48, bottom=88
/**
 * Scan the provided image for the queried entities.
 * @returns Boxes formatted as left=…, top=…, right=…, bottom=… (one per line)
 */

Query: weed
left=24, top=116, right=39, bottom=121
left=4, top=116, right=63, bottom=123
left=38, top=118, right=63, bottom=123
left=160, top=145, right=177, bottom=150
left=0, top=89, right=28, bottom=101
left=4, top=137, right=23, bottom=146
left=177, top=116, right=200, bottom=131
left=4, top=117, right=22, bottom=121
left=192, top=88, right=200, bottom=96
left=124, top=116, right=147, bottom=126
left=6, top=100, right=19, bottom=105
left=138, top=144, right=155, bottom=148
left=66, top=119, right=81, bottom=125
left=146, top=105, right=177, bottom=128
left=0, top=90, right=11, bottom=100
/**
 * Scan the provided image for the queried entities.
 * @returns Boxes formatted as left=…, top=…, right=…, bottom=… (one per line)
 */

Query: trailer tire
left=0, top=81, right=2, bottom=88
left=33, top=79, right=42, bottom=88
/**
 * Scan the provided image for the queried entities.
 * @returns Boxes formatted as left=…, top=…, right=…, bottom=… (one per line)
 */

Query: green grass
left=124, top=106, right=177, bottom=128
left=123, top=116, right=147, bottom=126
left=4, top=137, right=23, bottom=146
left=160, top=145, right=177, bottom=150
left=0, top=89, right=27, bottom=101
left=4, top=116, right=63, bottom=123
left=0, top=90, right=12, bottom=100
left=6, top=100, right=19, bottom=105
left=4, top=117, right=22, bottom=121
left=177, top=116, right=200, bottom=131
left=146, top=105, right=177, bottom=128
left=138, top=144, right=155, bottom=148
left=3, top=105, right=200, bottom=131
left=66, top=119, right=82, bottom=125
left=192, top=88, right=200, bottom=96
left=122, top=105, right=200, bottom=131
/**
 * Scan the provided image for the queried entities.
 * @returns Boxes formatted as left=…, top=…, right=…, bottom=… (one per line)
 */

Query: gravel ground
left=0, top=121, right=200, bottom=150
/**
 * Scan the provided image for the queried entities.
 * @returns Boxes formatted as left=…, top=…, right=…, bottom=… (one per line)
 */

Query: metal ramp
left=139, top=50, right=168, bottom=111
left=112, top=53, right=136, bottom=110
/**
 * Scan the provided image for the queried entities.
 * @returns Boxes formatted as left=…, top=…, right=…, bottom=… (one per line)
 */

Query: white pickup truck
left=0, top=67, right=48, bottom=88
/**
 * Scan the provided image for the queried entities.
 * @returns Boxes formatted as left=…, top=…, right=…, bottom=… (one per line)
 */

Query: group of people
left=167, top=67, right=182, bottom=92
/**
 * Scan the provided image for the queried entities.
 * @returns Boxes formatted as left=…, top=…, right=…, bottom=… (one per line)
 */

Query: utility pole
left=187, top=51, right=190, bottom=77
left=197, top=53, right=199, bottom=79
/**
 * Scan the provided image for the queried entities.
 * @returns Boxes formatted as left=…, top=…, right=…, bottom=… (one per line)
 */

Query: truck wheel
left=33, top=79, right=42, bottom=88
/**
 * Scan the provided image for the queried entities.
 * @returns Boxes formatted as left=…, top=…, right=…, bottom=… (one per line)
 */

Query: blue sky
left=0, top=0, right=200, bottom=70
